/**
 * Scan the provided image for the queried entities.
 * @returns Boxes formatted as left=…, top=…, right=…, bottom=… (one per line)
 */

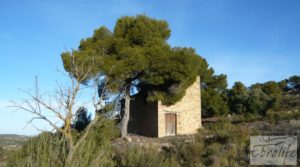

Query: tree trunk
left=65, top=147, right=75, bottom=167
left=64, top=135, right=75, bottom=167
left=64, top=114, right=99, bottom=167
left=121, top=92, right=130, bottom=138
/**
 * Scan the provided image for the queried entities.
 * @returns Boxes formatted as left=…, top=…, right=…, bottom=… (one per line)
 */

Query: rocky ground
left=113, top=133, right=194, bottom=149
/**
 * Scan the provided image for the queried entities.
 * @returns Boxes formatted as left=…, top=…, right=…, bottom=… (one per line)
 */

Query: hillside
left=0, top=134, right=29, bottom=149
left=0, top=134, right=29, bottom=167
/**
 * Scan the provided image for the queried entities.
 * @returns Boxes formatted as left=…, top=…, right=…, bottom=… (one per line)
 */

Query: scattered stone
left=123, top=136, right=132, bottom=142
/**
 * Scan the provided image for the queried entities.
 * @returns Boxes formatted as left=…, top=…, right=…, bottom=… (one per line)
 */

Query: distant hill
left=0, top=134, right=29, bottom=149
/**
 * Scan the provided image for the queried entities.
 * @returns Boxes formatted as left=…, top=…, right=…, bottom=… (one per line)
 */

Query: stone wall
left=157, top=76, right=201, bottom=137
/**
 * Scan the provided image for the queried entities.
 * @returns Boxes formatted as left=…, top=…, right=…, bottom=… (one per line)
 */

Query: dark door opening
left=165, top=113, right=176, bottom=135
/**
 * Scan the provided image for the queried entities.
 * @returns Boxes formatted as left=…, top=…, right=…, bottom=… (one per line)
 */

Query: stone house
left=127, top=77, right=201, bottom=137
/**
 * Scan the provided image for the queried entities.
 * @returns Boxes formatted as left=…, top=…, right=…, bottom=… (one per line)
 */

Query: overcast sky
left=1, top=0, right=299, bottom=135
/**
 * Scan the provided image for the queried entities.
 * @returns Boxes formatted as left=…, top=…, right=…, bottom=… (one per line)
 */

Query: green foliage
left=278, top=79, right=288, bottom=91
left=143, top=47, right=203, bottom=105
left=114, top=145, right=180, bottom=167
left=228, top=82, right=249, bottom=114
left=228, top=80, right=285, bottom=116
left=0, top=146, right=5, bottom=161
left=72, top=107, right=91, bottom=132
left=202, top=88, right=228, bottom=117
left=6, top=132, right=67, bottom=167
left=266, top=110, right=300, bottom=124
left=0, top=147, right=17, bottom=167
left=6, top=116, right=118, bottom=167
left=70, top=116, right=119, bottom=167
left=201, top=73, right=229, bottom=117
left=281, top=94, right=300, bottom=110
left=114, top=15, right=171, bottom=47
left=61, top=14, right=232, bottom=117
left=266, top=111, right=280, bottom=124
left=238, top=113, right=262, bottom=123
left=288, top=75, right=300, bottom=89
left=112, top=120, right=252, bottom=167
left=260, top=81, right=282, bottom=110
left=202, top=120, right=250, bottom=167
left=171, top=120, right=250, bottom=167
left=247, top=87, right=270, bottom=115
left=62, top=15, right=207, bottom=106
left=276, top=75, right=300, bottom=92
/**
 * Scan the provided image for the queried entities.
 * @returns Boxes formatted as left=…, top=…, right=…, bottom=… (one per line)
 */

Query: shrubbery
left=6, top=114, right=299, bottom=167
left=266, top=109, right=300, bottom=124
left=210, top=75, right=300, bottom=118
left=173, top=119, right=251, bottom=167
left=6, top=116, right=118, bottom=167
left=113, top=146, right=180, bottom=167
left=6, top=132, right=67, bottom=167
left=113, top=120, right=251, bottom=167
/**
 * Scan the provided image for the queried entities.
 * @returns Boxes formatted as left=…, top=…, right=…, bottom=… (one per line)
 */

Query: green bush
left=281, top=95, right=300, bottom=110
left=266, top=110, right=300, bottom=124
left=6, top=132, right=67, bottom=167
left=112, top=121, right=257, bottom=167
left=266, top=111, right=280, bottom=124
left=6, top=116, right=118, bottom=167
left=70, top=116, right=118, bottom=167
left=113, top=145, right=180, bottom=167
left=172, top=119, right=251, bottom=167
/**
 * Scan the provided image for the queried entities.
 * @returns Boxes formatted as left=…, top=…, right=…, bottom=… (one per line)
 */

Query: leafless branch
left=10, top=51, right=115, bottom=166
